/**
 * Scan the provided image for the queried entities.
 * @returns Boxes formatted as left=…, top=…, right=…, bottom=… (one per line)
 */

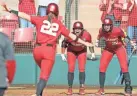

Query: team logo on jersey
left=107, top=37, right=118, bottom=45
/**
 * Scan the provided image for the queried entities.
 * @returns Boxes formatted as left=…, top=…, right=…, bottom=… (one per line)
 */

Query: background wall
left=13, top=54, right=137, bottom=86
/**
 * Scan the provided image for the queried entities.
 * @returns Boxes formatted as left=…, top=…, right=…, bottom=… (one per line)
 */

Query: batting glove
left=95, top=40, right=99, bottom=47
left=90, top=53, right=96, bottom=60
left=61, top=54, right=67, bottom=62
left=131, top=42, right=137, bottom=50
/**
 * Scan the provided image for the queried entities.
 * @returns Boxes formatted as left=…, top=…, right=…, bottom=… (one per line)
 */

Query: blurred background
left=0, top=0, right=137, bottom=86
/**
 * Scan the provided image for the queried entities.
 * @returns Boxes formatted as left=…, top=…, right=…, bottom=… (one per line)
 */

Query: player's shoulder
left=99, top=28, right=103, bottom=34
left=40, top=16, right=48, bottom=20
left=99, top=28, right=102, bottom=32
left=113, top=27, right=123, bottom=33
left=83, top=30, right=91, bottom=36
left=31, top=15, right=47, bottom=20
left=113, top=27, right=122, bottom=31
left=53, top=18, right=61, bottom=23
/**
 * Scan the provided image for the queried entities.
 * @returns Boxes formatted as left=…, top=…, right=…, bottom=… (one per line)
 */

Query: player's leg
left=96, top=50, right=114, bottom=95
left=33, top=47, right=42, bottom=68
left=77, top=52, right=86, bottom=95
left=116, top=46, right=132, bottom=95
left=36, top=59, right=54, bottom=96
left=0, top=88, right=6, bottom=96
left=67, top=51, right=76, bottom=95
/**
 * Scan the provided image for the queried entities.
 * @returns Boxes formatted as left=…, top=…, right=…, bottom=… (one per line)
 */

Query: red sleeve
left=97, top=28, right=103, bottom=40
left=85, top=32, right=92, bottom=43
left=6, top=60, right=16, bottom=84
left=60, top=23, right=70, bottom=38
left=30, top=16, right=41, bottom=25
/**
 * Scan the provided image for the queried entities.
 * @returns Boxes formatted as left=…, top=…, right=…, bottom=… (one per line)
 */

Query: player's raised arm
left=1, top=3, right=31, bottom=21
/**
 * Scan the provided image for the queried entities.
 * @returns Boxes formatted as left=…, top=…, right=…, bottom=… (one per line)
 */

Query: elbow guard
left=6, top=60, right=16, bottom=84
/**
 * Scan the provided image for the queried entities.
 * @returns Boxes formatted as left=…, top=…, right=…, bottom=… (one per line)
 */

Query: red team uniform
left=4, top=2, right=92, bottom=96
left=96, top=18, right=132, bottom=96
left=64, top=30, right=91, bottom=73
left=29, top=3, right=71, bottom=96
left=98, top=27, right=128, bottom=73
left=61, top=21, right=93, bottom=95
left=31, top=16, right=70, bottom=80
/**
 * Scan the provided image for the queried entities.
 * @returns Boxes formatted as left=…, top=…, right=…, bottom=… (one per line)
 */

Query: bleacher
left=0, top=13, right=35, bottom=53
left=0, top=0, right=137, bottom=55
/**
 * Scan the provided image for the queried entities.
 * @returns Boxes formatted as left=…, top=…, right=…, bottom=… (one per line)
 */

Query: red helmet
left=102, top=18, right=113, bottom=25
left=46, top=3, right=59, bottom=16
left=102, top=18, right=113, bottom=32
left=73, top=21, right=83, bottom=30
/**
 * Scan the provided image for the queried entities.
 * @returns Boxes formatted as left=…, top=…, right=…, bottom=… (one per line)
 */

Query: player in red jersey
left=95, top=18, right=136, bottom=96
left=61, top=21, right=96, bottom=95
left=1, top=3, right=93, bottom=96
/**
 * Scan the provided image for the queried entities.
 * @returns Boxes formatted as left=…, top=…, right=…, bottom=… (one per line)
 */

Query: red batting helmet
left=73, top=21, right=84, bottom=30
left=102, top=18, right=113, bottom=32
left=102, top=18, right=113, bottom=25
left=46, top=3, right=59, bottom=16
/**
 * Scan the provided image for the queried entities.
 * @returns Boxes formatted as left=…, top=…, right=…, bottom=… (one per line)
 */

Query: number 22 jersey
left=30, top=16, right=70, bottom=46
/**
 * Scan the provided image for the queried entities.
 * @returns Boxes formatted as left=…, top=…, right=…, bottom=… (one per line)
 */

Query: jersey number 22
left=40, top=20, right=59, bottom=36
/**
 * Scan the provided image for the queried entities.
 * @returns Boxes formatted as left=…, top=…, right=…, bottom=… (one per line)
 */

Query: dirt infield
left=4, top=86, right=137, bottom=96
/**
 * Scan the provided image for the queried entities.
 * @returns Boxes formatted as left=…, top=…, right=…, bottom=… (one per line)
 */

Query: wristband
left=10, top=10, right=18, bottom=16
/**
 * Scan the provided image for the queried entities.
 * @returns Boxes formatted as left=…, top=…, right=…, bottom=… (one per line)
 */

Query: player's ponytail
left=47, top=15, right=52, bottom=23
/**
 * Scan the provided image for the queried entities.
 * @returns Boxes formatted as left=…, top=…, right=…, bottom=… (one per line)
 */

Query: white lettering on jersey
left=40, top=20, right=59, bottom=36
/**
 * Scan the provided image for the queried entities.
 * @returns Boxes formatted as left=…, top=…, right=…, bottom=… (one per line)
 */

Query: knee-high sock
left=99, top=72, right=106, bottom=88
left=123, top=72, right=131, bottom=87
left=68, top=72, right=74, bottom=88
left=79, top=72, right=85, bottom=87
left=123, top=72, right=132, bottom=92
left=36, top=79, right=47, bottom=96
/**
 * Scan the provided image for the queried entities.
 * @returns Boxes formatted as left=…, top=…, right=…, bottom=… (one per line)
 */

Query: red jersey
left=128, top=1, right=137, bottom=26
left=113, top=0, right=123, bottom=21
left=31, top=16, right=70, bottom=46
left=19, top=0, right=36, bottom=15
left=66, top=31, right=92, bottom=52
left=97, top=27, right=126, bottom=50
